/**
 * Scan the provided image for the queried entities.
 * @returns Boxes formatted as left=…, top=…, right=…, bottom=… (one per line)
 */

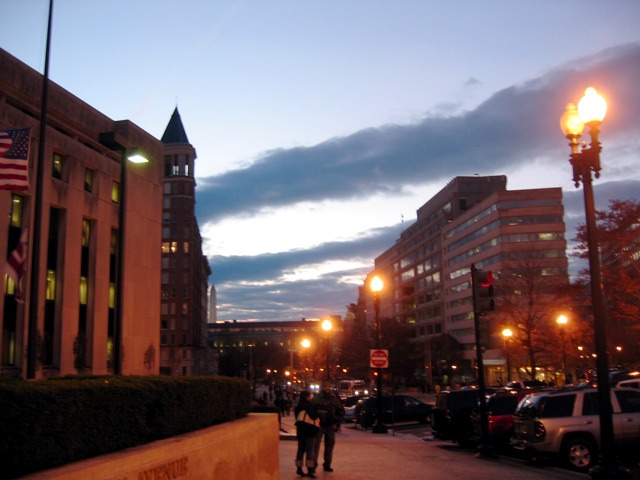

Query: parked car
left=505, top=379, right=548, bottom=390
left=354, top=395, right=433, bottom=429
left=431, top=389, right=483, bottom=446
left=616, top=372, right=640, bottom=390
left=510, top=387, right=640, bottom=471
left=470, top=390, right=529, bottom=448
left=343, top=394, right=368, bottom=422
left=617, top=378, right=640, bottom=390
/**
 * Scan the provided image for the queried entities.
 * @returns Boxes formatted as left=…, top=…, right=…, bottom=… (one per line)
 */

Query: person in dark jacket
left=294, top=391, right=318, bottom=478
left=312, top=382, right=345, bottom=472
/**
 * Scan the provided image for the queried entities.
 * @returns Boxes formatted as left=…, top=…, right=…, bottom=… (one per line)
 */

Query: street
left=274, top=387, right=640, bottom=479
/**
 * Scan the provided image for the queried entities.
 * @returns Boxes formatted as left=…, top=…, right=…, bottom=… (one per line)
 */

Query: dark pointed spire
left=161, top=107, right=190, bottom=144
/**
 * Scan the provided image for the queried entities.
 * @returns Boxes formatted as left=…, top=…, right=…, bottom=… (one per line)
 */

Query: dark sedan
left=354, top=395, right=433, bottom=429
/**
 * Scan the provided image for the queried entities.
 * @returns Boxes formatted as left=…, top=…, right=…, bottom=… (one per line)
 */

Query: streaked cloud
left=200, top=44, right=640, bottom=321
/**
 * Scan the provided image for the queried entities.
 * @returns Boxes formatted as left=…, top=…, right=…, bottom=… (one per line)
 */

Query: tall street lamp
left=99, top=132, right=149, bottom=375
left=556, top=314, right=569, bottom=380
left=300, top=338, right=311, bottom=387
left=501, top=328, right=513, bottom=383
left=370, top=275, right=387, bottom=434
left=322, top=319, right=333, bottom=381
left=560, top=88, right=630, bottom=480
left=289, top=337, right=312, bottom=373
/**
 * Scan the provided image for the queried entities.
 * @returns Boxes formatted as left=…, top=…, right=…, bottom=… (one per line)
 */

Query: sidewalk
left=278, top=413, right=586, bottom=480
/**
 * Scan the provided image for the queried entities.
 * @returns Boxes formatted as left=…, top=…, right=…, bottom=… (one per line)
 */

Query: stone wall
left=23, top=414, right=279, bottom=480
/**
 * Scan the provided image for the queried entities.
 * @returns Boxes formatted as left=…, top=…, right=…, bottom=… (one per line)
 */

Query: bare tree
left=496, top=256, right=571, bottom=379
left=574, top=199, right=640, bottom=367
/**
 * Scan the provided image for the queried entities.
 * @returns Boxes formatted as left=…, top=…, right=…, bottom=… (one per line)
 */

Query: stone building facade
left=159, top=108, right=214, bottom=375
left=0, top=48, right=163, bottom=377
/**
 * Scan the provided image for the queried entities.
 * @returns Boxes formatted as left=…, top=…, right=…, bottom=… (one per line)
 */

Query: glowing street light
left=501, top=328, right=513, bottom=383
left=298, top=338, right=311, bottom=387
left=556, top=314, right=569, bottom=377
left=560, top=87, right=629, bottom=480
left=370, top=274, right=387, bottom=434
left=99, top=132, right=149, bottom=374
left=322, top=319, right=333, bottom=380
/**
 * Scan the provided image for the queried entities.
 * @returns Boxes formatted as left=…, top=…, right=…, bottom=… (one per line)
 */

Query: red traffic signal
left=472, top=268, right=495, bottom=314
left=478, top=270, right=493, bottom=287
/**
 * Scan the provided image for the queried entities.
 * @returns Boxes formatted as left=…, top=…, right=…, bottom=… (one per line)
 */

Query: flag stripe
left=0, top=128, right=31, bottom=191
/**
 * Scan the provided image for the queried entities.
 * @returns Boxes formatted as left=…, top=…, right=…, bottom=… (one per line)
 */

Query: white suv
left=510, top=387, right=640, bottom=471
left=617, top=379, right=640, bottom=390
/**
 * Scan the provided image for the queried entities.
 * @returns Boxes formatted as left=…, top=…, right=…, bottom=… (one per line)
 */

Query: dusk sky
left=2, top=1, right=640, bottom=322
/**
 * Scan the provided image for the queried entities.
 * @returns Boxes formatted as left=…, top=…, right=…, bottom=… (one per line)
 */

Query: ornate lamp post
left=560, top=87, right=630, bottom=480
left=370, top=275, right=387, bottom=434
left=501, top=328, right=513, bottom=383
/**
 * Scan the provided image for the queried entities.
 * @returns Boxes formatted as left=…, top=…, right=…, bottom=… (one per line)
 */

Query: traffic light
left=472, top=268, right=495, bottom=314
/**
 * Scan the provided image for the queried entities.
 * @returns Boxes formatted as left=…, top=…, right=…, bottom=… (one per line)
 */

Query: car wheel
left=564, top=437, right=596, bottom=471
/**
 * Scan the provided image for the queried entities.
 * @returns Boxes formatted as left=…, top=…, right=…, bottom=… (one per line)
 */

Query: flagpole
left=27, top=0, right=54, bottom=379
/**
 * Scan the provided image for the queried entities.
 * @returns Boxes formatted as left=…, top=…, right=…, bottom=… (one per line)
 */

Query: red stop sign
left=370, top=349, right=389, bottom=368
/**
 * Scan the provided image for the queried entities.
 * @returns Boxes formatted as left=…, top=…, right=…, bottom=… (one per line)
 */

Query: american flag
left=0, top=128, right=31, bottom=191
left=3, top=228, right=29, bottom=303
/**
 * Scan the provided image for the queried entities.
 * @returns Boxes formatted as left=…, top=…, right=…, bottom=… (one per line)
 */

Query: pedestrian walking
left=294, top=391, right=319, bottom=478
left=312, top=382, right=345, bottom=473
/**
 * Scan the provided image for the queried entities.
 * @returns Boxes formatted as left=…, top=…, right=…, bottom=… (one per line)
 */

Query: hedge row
left=0, top=375, right=252, bottom=478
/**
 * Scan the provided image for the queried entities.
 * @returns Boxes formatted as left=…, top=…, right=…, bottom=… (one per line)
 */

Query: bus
left=338, top=379, right=368, bottom=400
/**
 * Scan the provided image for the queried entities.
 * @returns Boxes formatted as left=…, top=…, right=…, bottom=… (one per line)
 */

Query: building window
left=2, top=195, right=26, bottom=365
left=79, top=219, right=91, bottom=336
left=161, top=241, right=178, bottom=253
left=84, top=168, right=94, bottom=192
left=52, top=153, right=63, bottom=179
left=9, top=194, right=23, bottom=227
left=112, top=181, right=120, bottom=204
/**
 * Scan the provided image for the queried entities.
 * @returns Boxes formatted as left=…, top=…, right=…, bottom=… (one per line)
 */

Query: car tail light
left=534, top=421, right=545, bottom=440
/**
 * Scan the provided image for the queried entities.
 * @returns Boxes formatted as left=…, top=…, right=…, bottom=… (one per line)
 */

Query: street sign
left=370, top=349, right=389, bottom=369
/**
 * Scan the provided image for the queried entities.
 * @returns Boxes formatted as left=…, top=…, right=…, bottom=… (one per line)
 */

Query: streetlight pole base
left=372, top=423, right=388, bottom=434
left=475, top=444, right=495, bottom=459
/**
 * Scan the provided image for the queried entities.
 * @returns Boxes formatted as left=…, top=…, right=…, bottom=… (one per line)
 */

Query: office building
left=366, top=176, right=568, bottom=384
